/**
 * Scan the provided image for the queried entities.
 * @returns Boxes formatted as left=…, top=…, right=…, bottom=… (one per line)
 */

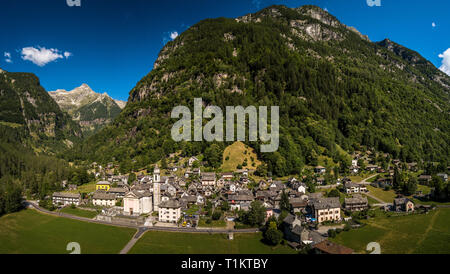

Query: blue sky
left=1, top=0, right=449, bottom=101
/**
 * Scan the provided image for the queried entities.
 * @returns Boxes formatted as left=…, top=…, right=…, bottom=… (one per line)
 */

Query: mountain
left=75, top=5, right=450, bottom=175
left=0, top=68, right=82, bottom=153
left=49, top=84, right=125, bottom=136
left=376, top=38, right=450, bottom=92
left=114, top=99, right=127, bottom=109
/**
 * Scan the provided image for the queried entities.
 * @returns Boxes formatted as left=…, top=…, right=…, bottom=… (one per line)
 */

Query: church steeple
left=153, top=164, right=160, bottom=183
left=153, top=164, right=161, bottom=211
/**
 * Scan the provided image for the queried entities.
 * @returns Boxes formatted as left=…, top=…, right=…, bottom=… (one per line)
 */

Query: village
left=46, top=147, right=450, bottom=253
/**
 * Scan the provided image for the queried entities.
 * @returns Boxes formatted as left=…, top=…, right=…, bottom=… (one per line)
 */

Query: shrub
left=344, top=224, right=351, bottom=231
left=212, top=211, right=222, bottom=221
left=328, top=229, right=337, bottom=238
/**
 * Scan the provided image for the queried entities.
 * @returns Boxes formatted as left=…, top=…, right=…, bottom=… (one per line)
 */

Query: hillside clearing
left=221, top=141, right=261, bottom=172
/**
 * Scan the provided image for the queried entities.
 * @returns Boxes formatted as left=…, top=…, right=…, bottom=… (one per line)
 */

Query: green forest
left=67, top=5, right=448, bottom=177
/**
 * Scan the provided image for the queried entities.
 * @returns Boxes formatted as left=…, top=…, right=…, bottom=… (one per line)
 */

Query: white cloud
left=21, top=46, right=71, bottom=66
left=324, top=8, right=329, bottom=12
left=438, top=48, right=450, bottom=76
left=432, top=22, right=436, bottom=28
left=170, top=31, right=179, bottom=40
left=163, top=31, right=180, bottom=44
left=64, top=51, right=73, bottom=58
left=4, top=52, right=12, bottom=63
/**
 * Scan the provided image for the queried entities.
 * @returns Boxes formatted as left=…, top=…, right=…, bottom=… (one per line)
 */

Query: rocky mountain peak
left=377, top=38, right=428, bottom=65
left=71, top=83, right=95, bottom=94
left=48, top=84, right=125, bottom=136
left=114, top=100, right=127, bottom=109
left=295, top=5, right=340, bottom=27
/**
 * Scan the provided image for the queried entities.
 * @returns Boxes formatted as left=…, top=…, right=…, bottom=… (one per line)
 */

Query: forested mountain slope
left=73, top=5, right=450, bottom=176
left=0, top=68, right=82, bottom=153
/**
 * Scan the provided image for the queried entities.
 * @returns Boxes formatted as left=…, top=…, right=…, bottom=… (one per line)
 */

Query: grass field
left=332, top=209, right=450, bottom=254
left=348, top=173, right=374, bottom=183
left=416, top=185, right=432, bottom=195
left=197, top=217, right=227, bottom=228
left=363, top=194, right=381, bottom=206
left=59, top=207, right=99, bottom=219
left=366, top=185, right=397, bottom=203
left=130, top=231, right=296, bottom=254
left=221, top=141, right=261, bottom=172
left=0, top=209, right=135, bottom=254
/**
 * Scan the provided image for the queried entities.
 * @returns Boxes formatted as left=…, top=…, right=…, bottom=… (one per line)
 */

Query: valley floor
left=129, top=231, right=296, bottom=254
left=0, top=208, right=449, bottom=254
left=331, top=208, right=450, bottom=254
left=0, top=209, right=135, bottom=254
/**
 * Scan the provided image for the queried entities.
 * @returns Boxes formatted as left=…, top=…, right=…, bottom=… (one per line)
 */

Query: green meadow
left=332, top=209, right=450, bottom=254
left=0, top=209, right=135, bottom=254
left=59, top=207, right=99, bottom=219
left=130, top=231, right=296, bottom=254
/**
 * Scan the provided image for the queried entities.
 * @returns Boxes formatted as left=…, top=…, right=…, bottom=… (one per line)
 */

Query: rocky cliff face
left=0, top=68, right=82, bottom=153
left=49, top=84, right=124, bottom=135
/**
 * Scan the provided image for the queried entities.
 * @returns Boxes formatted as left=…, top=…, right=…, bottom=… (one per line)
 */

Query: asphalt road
left=24, top=200, right=260, bottom=233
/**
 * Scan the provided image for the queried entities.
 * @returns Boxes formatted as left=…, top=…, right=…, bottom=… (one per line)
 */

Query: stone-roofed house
left=269, top=181, right=285, bottom=193
left=394, top=198, right=414, bottom=212
left=366, top=164, right=379, bottom=172
left=294, top=182, right=307, bottom=194
left=96, top=181, right=111, bottom=191
left=316, top=177, right=325, bottom=185
left=344, top=194, right=368, bottom=212
left=437, top=173, right=448, bottom=182
left=52, top=192, right=81, bottom=206
left=258, top=180, right=269, bottom=190
left=221, top=172, right=234, bottom=180
left=255, top=190, right=273, bottom=202
left=92, top=191, right=116, bottom=207
left=283, top=214, right=325, bottom=247
left=159, top=199, right=181, bottom=223
left=188, top=156, right=199, bottom=166
left=407, top=162, right=418, bottom=172
left=68, top=184, right=77, bottom=191
left=180, top=195, right=198, bottom=206
left=201, top=172, right=216, bottom=186
left=307, top=192, right=323, bottom=200
left=228, top=194, right=254, bottom=211
left=177, top=178, right=187, bottom=187
left=344, top=181, right=367, bottom=194
left=289, top=197, right=308, bottom=213
left=312, top=240, right=353, bottom=254
left=418, top=175, right=432, bottom=184
left=192, top=168, right=201, bottom=176
left=314, top=166, right=326, bottom=174
left=310, top=197, right=341, bottom=224
left=108, top=187, right=127, bottom=198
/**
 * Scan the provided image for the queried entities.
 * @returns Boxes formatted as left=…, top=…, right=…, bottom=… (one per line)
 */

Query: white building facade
left=158, top=200, right=181, bottom=223
left=123, top=190, right=152, bottom=216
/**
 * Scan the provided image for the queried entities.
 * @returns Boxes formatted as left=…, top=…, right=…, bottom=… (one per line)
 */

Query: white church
left=123, top=165, right=162, bottom=216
